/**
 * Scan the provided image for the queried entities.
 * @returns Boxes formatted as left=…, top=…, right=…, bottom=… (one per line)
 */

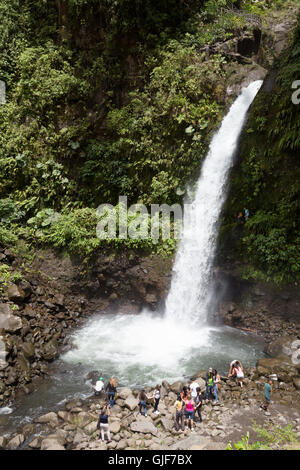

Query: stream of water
left=0, top=81, right=266, bottom=435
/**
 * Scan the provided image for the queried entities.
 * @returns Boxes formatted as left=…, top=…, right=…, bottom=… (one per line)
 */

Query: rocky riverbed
left=1, top=344, right=300, bottom=451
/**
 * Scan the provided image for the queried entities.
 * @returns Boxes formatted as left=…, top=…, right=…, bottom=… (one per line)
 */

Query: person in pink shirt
left=185, top=393, right=195, bottom=431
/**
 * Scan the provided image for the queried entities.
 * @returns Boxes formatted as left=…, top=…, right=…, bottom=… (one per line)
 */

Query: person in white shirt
left=93, top=377, right=104, bottom=395
left=189, top=380, right=200, bottom=401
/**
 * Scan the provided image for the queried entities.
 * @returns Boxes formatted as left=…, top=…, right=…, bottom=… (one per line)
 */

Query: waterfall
left=165, top=80, right=263, bottom=323
left=62, top=81, right=265, bottom=387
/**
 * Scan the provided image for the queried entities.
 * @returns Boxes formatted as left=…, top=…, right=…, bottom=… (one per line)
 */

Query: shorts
left=237, top=374, right=244, bottom=379
left=264, top=396, right=270, bottom=404
left=185, top=411, right=194, bottom=420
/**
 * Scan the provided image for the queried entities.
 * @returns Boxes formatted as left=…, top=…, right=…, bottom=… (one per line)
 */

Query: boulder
left=7, top=434, right=24, bottom=450
left=20, top=341, right=36, bottom=360
left=170, top=381, right=184, bottom=394
left=124, top=394, right=139, bottom=411
left=7, top=284, right=25, bottom=303
left=0, top=303, right=22, bottom=332
left=35, top=411, right=59, bottom=427
left=118, top=387, right=132, bottom=400
left=110, top=421, right=121, bottom=434
left=293, top=377, right=300, bottom=390
left=130, top=416, right=158, bottom=436
left=42, top=340, right=58, bottom=361
left=40, top=436, right=65, bottom=450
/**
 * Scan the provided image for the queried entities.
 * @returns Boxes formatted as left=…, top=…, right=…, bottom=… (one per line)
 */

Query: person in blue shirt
left=262, top=379, right=272, bottom=411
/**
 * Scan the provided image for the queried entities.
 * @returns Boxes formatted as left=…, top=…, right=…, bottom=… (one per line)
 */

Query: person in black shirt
left=97, top=406, right=112, bottom=442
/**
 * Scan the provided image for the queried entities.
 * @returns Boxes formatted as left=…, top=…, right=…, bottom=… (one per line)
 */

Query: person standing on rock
left=174, top=393, right=185, bottom=432
left=185, top=392, right=195, bottom=431
left=206, top=368, right=214, bottom=401
left=97, top=405, right=112, bottom=443
left=189, top=379, right=200, bottom=402
left=262, top=379, right=272, bottom=411
left=106, top=377, right=118, bottom=407
left=139, top=389, right=149, bottom=417
left=213, top=369, right=221, bottom=404
left=151, top=384, right=161, bottom=414
left=194, top=387, right=203, bottom=423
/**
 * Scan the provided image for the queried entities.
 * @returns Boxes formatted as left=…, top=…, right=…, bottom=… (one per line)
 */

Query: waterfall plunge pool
left=0, top=310, right=266, bottom=435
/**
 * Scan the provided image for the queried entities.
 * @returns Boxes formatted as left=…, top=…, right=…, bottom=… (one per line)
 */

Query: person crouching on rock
left=174, top=393, right=185, bottom=432
left=97, top=405, right=112, bottom=443
left=106, top=377, right=118, bottom=407
left=185, top=392, right=195, bottom=432
left=94, top=376, right=104, bottom=396
left=139, top=389, right=149, bottom=417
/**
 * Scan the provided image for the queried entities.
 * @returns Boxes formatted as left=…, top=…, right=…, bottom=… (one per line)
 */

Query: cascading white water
left=165, top=80, right=263, bottom=323
left=62, top=81, right=264, bottom=387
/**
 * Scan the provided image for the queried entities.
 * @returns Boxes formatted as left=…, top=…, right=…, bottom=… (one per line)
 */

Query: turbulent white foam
left=0, top=406, right=13, bottom=415
left=165, top=81, right=263, bottom=323
left=62, top=82, right=263, bottom=387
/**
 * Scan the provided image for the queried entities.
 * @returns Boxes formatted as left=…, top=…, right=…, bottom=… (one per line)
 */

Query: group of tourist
left=94, top=360, right=273, bottom=442
left=237, top=207, right=249, bottom=224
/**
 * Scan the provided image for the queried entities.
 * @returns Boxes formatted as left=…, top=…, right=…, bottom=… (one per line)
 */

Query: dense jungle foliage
left=0, top=0, right=299, bottom=283
left=221, top=10, right=300, bottom=284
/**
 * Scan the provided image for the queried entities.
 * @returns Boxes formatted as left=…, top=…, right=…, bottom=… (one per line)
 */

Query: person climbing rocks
left=106, top=377, right=118, bottom=407
left=138, top=389, right=149, bottom=417
left=150, top=384, right=161, bottom=414
left=194, top=387, right=203, bottom=423
left=205, top=368, right=214, bottom=401
left=93, top=376, right=104, bottom=396
left=189, top=378, right=200, bottom=402
left=97, top=405, right=112, bottom=443
left=228, top=360, right=240, bottom=378
left=233, top=361, right=244, bottom=387
left=185, top=392, right=195, bottom=431
left=261, top=379, right=273, bottom=411
left=244, top=207, right=249, bottom=221
left=174, top=393, right=185, bottom=432
left=213, top=369, right=221, bottom=404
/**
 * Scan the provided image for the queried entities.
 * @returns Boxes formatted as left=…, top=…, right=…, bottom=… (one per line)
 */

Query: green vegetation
left=226, top=422, right=300, bottom=450
left=221, top=10, right=300, bottom=284
left=0, top=0, right=299, bottom=278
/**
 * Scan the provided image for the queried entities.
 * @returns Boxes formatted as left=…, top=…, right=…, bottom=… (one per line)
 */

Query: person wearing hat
left=94, top=376, right=104, bottom=395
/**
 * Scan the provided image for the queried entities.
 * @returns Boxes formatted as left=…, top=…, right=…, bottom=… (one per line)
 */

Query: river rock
left=110, top=421, right=121, bottom=434
left=170, top=381, right=184, bottom=394
left=20, top=341, right=36, bottom=360
left=118, top=387, right=132, bottom=400
left=7, top=434, right=24, bottom=449
left=40, top=434, right=65, bottom=450
left=42, top=339, right=58, bottom=361
left=35, top=411, right=59, bottom=427
left=293, top=377, right=300, bottom=390
left=0, top=436, right=7, bottom=448
left=7, top=284, right=25, bottom=303
left=84, top=420, right=98, bottom=434
left=124, top=394, right=139, bottom=411
left=130, top=416, right=158, bottom=436
left=0, top=303, right=22, bottom=332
